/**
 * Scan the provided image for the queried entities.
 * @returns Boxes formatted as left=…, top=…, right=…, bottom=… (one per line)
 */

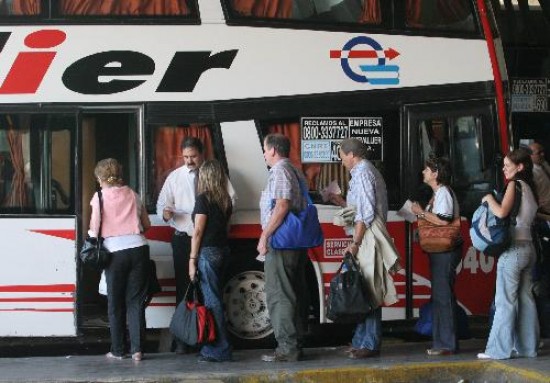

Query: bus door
left=78, top=110, right=141, bottom=329
left=0, top=112, right=77, bottom=336
left=404, top=100, right=501, bottom=317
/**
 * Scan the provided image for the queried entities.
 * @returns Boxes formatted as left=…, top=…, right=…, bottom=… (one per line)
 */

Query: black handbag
left=79, top=190, right=112, bottom=270
left=169, top=280, right=216, bottom=346
left=145, top=259, right=162, bottom=306
left=327, top=252, right=373, bottom=323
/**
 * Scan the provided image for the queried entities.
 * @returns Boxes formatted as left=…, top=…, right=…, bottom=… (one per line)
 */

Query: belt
left=174, top=230, right=190, bottom=237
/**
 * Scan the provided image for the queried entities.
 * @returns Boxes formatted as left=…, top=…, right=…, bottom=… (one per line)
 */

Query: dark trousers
left=172, top=232, right=191, bottom=351
left=105, top=245, right=149, bottom=356
left=429, top=247, right=461, bottom=351
left=264, top=248, right=308, bottom=356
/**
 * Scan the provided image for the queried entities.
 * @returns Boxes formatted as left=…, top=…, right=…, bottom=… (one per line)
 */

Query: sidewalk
left=0, top=338, right=548, bottom=382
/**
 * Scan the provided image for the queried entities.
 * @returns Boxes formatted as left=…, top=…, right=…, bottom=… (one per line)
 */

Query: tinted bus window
left=0, top=0, right=40, bottom=15
left=58, top=0, right=195, bottom=16
left=146, top=124, right=215, bottom=210
left=0, top=113, right=74, bottom=214
left=225, top=0, right=382, bottom=24
left=406, top=0, right=475, bottom=31
left=259, top=113, right=400, bottom=208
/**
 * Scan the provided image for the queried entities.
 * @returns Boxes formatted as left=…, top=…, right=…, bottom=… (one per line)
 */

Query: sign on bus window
left=300, top=117, right=383, bottom=163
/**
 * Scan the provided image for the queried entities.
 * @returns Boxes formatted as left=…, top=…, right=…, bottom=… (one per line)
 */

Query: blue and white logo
left=330, top=36, right=400, bottom=84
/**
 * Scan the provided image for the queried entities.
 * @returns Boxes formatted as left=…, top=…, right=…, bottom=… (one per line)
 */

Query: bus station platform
left=0, top=337, right=549, bottom=383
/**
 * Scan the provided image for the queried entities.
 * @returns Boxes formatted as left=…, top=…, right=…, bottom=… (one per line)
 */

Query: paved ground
left=0, top=338, right=549, bottom=382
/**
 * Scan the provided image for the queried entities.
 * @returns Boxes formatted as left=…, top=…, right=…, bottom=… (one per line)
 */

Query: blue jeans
left=352, top=307, right=382, bottom=351
left=485, top=242, right=539, bottom=359
left=105, top=245, right=149, bottom=356
left=429, top=247, right=462, bottom=351
left=198, top=247, right=232, bottom=361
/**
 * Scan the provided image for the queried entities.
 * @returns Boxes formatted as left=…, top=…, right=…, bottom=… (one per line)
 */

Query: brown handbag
left=417, top=191, right=462, bottom=253
left=417, top=215, right=462, bottom=253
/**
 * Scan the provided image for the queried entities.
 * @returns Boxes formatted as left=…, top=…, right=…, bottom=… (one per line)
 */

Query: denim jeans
left=429, top=247, right=462, bottom=351
left=198, top=247, right=232, bottom=361
left=352, top=307, right=382, bottom=351
left=264, top=248, right=308, bottom=356
left=485, top=242, right=539, bottom=359
left=105, top=245, right=149, bottom=356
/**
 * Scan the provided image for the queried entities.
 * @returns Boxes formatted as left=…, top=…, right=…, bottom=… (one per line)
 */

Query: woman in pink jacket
left=89, top=158, right=151, bottom=361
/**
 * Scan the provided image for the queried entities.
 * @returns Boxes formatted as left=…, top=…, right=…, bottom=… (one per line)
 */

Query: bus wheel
left=222, top=268, right=274, bottom=345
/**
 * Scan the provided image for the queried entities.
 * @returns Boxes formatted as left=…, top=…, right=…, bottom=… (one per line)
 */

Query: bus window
left=260, top=114, right=400, bottom=208
left=412, top=107, right=497, bottom=217
left=147, top=124, right=214, bottom=209
left=0, top=0, right=40, bottom=15
left=58, top=0, right=195, bottom=16
left=225, top=0, right=382, bottom=24
left=0, top=113, right=74, bottom=214
left=405, top=0, right=475, bottom=31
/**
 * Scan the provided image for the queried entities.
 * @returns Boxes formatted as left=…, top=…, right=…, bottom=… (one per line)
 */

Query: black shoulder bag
left=79, top=190, right=112, bottom=270
left=327, top=252, right=373, bottom=323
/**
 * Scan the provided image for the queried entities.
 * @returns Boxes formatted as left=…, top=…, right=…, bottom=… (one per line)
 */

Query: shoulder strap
left=510, top=181, right=522, bottom=226
left=98, top=189, right=104, bottom=238
left=287, top=164, right=312, bottom=204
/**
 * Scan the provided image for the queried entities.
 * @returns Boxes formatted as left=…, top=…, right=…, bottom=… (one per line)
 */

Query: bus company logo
left=330, top=36, right=400, bottom=84
left=0, top=29, right=238, bottom=95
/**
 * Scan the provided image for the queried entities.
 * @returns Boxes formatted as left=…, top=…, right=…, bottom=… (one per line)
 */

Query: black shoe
left=348, top=348, right=380, bottom=359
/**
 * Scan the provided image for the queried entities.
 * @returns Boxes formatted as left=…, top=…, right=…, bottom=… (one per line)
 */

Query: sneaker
left=197, top=355, right=221, bottom=363
left=477, top=353, right=493, bottom=360
left=261, top=352, right=301, bottom=362
left=132, top=352, right=143, bottom=361
left=105, top=352, right=125, bottom=360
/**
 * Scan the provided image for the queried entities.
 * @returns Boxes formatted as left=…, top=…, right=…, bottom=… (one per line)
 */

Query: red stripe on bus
left=29, top=229, right=76, bottom=240
left=0, top=284, right=75, bottom=293
left=0, top=297, right=73, bottom=302
left=229, top=224, right=262, bottom=239
left=476, top=0, right=509, bottom=152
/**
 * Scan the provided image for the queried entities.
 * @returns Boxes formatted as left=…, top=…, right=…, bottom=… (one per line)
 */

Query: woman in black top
left=189, top=160, right=233, bottom=362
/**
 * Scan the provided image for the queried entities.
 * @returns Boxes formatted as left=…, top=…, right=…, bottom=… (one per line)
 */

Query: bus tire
left=222, top=260, right=275, bottom=349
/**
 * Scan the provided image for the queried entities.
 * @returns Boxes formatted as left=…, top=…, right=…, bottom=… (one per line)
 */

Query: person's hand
left=411, top=201, right=423, bottom=215
left=482, top=194, right=493, bottom=203
left=328, top=193, right=346, bottom=207
left=345, top=243, right=359, bottom=258
left=188, top=258, right=197, bottom=281
left=163, top=207, right=175, bottom=222
left=257, top=235, right=268, bottom=256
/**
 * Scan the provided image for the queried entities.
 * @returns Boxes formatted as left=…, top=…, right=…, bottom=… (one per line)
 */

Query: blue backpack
left=469, top=182, right=522, bottom=257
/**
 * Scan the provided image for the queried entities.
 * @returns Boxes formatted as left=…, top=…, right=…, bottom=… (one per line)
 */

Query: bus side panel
left=144, top=215, right=176, bottom=328
left=0, top=218, right=77, bottom=336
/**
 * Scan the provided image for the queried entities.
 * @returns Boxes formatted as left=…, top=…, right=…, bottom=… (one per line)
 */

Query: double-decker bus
left=0, top=0, right=508, bottom=343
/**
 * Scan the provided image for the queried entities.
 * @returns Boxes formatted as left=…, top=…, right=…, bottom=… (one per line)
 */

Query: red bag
left=169, top=281, right=216, bottom=346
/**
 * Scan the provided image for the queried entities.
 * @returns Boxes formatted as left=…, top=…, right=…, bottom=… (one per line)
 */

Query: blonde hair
left=94, top=158, right=123, bottom=186
left=197, top=160, right=232, bottom=215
